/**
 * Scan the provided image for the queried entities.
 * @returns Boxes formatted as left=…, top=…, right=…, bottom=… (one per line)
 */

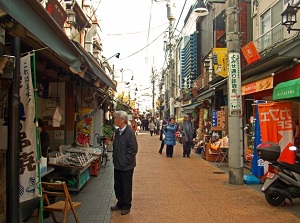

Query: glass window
left=261, top=9, right=271, bottom=35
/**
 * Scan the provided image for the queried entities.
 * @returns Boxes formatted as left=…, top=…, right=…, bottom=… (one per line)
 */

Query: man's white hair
left=115, top=110, right=129, bottom=123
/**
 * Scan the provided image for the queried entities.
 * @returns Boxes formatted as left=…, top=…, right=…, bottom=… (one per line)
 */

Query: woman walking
left=163, top=118, right=177, bottom=158
left=148, top=120, right=156, bottom=136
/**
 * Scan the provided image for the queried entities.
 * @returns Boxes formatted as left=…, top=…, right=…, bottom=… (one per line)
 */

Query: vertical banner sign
left=19, top=55, right=37, bottom=202
left=251, top=102, right=264, bottom=177
left=228, top=53, right=242, bottom=116
left=258, top=102, right=295, bottom=164
left=76, top=108, right=94, bottom=146
left=212, top=110, right=218, bottom=127
left=213, top=48, right=228, bottom=77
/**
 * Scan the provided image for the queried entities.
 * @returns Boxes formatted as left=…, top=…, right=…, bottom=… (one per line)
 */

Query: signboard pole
left=226, top=0, right=244, bottom=185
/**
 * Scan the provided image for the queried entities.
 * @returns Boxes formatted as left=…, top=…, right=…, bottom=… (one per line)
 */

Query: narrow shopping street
left=110, top=132, right=300, bottom=223
left=45, top=131, right=300, bottom=223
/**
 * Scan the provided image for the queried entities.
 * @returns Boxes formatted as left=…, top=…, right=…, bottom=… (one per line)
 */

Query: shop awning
left=196, top=88, right=215, bottom=101
left=242, top=37, right=300, bottom=78
left=182, top=102, right=201, bottom=114
left=0, top=0, right=83, bottom=72
left=273, top=78, right=300, bottom=100
left=74, top=42, right=116, bottom=91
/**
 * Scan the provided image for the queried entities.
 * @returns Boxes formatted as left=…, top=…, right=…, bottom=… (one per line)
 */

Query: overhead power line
left=121, top=29, right=167, bottom=60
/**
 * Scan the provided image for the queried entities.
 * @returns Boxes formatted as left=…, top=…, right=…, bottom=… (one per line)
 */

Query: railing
left=254, top=23, right=284, bottom=52
left=193, top=74, right=209, bottom=90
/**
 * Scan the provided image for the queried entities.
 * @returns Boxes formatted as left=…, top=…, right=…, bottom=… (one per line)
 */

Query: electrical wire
left=121, top=29, right=167, bottom=60
left=174, top=0, right=188, bottom=32
left=146, top=0, right=154, bottom=62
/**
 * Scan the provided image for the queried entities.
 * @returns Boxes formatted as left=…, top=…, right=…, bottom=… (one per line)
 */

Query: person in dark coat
left=163, top=118, right=177, bottom=158
left=111, top=110, right=138, bottom=215
left=158, top=120, right=167, bottom=154
left=179, top=115, right=195, bottom=158
left=38, top=118, right=50, bottom=158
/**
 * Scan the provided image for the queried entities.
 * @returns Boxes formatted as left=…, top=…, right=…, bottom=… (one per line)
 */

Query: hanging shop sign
left=241, top=41, right=261, bottom=65
left=182, top=99, right=192, bottom=107
left=76, top=108, right=94, bottom=146
left=19, top=55, right=37, bottom=202
left=258, top=102, right=295, bottom=164
left=242, top=76, right=273, bottom=95
left=212, top=48, right=228, bottom=78
left=228, top=53, right=242, bottom=116
left=46, top=0, right=67, bottom=28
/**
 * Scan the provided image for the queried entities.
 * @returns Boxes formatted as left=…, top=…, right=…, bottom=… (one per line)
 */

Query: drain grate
left=213, top=171, right=226, bottom=174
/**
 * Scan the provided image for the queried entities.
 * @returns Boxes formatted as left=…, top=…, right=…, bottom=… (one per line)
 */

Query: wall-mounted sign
left=228, top=53, right=242, bottom=116
left=55, top=130, right=64, bottom=140
left=213, top=48, right=228, bottom=78
left=46, top=0, right=67, bottom=28
left=241, top=41, right=261, bottom=65
left=242, top=76, right=273, bottom=95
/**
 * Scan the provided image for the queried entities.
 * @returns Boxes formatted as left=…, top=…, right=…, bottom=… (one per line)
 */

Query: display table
left=201, top=141, right=225, bottom=162
left=212, top=147, right=229, bottom=167
left=48, top=157, right=94, bottom=192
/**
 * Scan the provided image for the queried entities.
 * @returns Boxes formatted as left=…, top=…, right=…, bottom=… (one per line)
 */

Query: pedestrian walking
left=111, top=110, right=138, bottom=215
left=148, top=120, right=156, bottom=136
left=179, top=115, right=195, bottom=158
left=158, top=120, right=167, bottom=154
left=163, top=118, right=177, bottom=158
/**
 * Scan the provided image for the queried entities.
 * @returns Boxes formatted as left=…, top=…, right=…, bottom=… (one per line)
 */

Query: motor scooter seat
left=279, top=162, right=300, bottom=174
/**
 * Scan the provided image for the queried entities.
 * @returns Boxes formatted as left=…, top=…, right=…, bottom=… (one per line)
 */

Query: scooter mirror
left=289, top=146, right=297, bottom=151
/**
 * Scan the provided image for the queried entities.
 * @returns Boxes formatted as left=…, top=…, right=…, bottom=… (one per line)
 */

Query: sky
left=97, top=0, right=196, bottom=90
left=94, top=0, right=197, bottom=111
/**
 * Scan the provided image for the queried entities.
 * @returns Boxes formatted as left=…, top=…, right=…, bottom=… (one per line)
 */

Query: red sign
left=258, top=102, right=295, bottom=164
left=46, top=0, right=67, bottom=28
left=242, top=41, right=261, bottom=65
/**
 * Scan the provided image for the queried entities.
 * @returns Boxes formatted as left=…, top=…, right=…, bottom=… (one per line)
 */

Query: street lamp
left=103, top=53, right=120, bottom=62
left=281, top=4, right=300, bottom=34
left=193, top=0, right=209, bottom=16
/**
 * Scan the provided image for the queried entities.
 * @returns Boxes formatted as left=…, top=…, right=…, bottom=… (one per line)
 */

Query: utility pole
left=152, top=67, right=155, bottom=117
left=226, top=0, right=244, bottom=185
left=167, top=1, right=175, bottom=118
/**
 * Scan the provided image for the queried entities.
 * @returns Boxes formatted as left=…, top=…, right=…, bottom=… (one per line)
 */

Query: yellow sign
left=213, top=48, right=228, bottom=77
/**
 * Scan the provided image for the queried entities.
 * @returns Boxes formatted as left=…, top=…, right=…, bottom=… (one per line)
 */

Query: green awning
left=273, top=78, right=300, bottom=100
left=182, top=103, right=201, bottom=114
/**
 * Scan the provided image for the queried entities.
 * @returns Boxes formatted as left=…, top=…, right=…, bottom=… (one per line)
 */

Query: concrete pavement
left=43, top=130, right=300, bottom=223
left=111, top=131, right=300, bottom=223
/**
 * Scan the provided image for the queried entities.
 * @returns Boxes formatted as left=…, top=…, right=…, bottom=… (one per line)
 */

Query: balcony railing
left=254, top=23, right=284, bottom=52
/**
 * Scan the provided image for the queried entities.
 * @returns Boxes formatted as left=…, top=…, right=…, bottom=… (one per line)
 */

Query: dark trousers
left=114, top=168, right=134, bottom=210
left=150, top=131, right=154, bottom=136
left=183, top=141, right=192, bottom=157
left=159, top=141, right=164, bottom=153
left=166, top=145, right=174, bottom=157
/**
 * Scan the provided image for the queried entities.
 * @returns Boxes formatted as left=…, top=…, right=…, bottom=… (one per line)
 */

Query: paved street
left=44, top=130, right=300, bottom=223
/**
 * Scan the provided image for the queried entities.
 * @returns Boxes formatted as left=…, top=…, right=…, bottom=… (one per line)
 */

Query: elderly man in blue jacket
left=111, top=110, right=138, bottom=215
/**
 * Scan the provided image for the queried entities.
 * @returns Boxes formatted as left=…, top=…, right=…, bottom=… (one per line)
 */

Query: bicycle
left=95, top=134, right=109, bottom=167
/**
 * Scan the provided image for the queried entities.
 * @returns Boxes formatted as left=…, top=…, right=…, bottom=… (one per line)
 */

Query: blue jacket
left=163, top=123, right=177, bottom=146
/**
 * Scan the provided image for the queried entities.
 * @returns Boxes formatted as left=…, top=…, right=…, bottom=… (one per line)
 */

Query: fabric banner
left=76, top=108, right=94, bottom=145
left=258, top=102, right=295, bottom=164
left=251, top=101, right=264, bottom=176
left=19, top=55, right=37, bottom=202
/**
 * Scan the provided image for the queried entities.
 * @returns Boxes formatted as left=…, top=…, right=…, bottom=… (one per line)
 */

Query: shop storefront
left=0, top=1, right=116, bottom=222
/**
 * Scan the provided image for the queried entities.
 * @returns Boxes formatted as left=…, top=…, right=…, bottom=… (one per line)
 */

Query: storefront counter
left=48, top=157, right=94, bottom=192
